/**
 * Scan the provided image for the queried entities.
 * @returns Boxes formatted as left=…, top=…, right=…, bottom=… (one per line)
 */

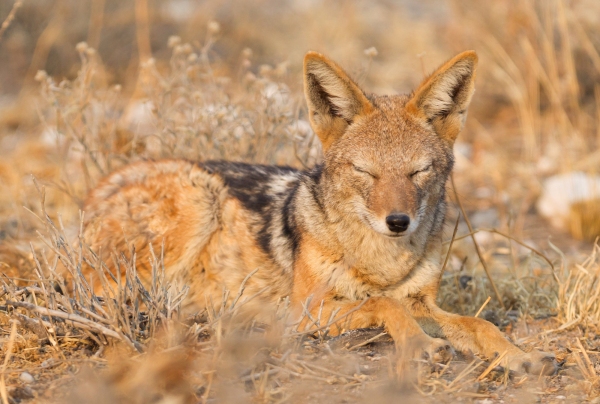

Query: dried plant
left=1, top=1, right=600, bottom=402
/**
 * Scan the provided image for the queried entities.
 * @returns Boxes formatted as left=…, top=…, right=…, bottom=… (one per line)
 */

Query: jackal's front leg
left=298, top=296, right=454, bottom=364
left=404, top=294, right=558, bottom=375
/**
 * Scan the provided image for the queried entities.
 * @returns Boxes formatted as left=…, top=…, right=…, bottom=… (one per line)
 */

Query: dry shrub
left=556, top=242, right=600, bottom=330
left=552, top=242, right=600, bottom=397
left=34, top=36, right=315, bottom=211
left=2, top=1, right=600, bottom=401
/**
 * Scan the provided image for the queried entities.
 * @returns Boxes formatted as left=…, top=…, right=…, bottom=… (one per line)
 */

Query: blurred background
left=2, top=1, right=600, bottom=401
left=1, top=0, right=599, bottom=303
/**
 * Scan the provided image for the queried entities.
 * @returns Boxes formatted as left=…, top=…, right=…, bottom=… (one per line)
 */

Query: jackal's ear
left=304, top=52, right=374, bottom=151
left=406, top=51, right=478, bottom=144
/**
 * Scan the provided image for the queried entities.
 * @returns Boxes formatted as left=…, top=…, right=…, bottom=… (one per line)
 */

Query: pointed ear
left=304, top=52, right=374, bottom=151
left=406, top=51, right=478, bottom=144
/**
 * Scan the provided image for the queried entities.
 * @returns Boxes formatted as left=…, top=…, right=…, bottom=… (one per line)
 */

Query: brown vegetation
left=1, top=0, right=600, bottom=402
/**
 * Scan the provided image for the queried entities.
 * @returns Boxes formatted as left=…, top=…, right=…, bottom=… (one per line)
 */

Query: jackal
left=83, top=51, right=557, bottom=374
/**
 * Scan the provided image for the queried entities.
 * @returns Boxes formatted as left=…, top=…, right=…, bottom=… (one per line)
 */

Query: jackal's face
left=304, top=51, right=477, bottom=237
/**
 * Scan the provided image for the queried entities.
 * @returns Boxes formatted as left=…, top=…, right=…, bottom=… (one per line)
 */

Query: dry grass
left=1, top=0, right=600, bottom=402
left=444, top=3, right=600, bottom=245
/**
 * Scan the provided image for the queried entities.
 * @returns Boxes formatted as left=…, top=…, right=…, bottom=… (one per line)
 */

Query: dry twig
left=451, top=175, right=505, bottom=309
left=0, top=0, right=22, bottom=42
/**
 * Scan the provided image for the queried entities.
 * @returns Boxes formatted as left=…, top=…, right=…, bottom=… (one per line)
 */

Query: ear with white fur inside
left=406, top=51, right=478, bottom=144
left=303, top=51, right=374, bottom=151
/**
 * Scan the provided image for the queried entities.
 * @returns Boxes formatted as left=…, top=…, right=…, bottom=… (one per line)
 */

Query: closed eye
left=410, top=164, right=432, bottom=178
left=353, top=165, right=377, bottom=179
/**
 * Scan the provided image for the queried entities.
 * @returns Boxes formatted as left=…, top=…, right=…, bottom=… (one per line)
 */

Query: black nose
left=386, top=214, right=410, bottom=233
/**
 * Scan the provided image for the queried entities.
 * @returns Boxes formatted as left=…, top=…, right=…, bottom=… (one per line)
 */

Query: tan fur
left=82, top=51, right=557, bottom=375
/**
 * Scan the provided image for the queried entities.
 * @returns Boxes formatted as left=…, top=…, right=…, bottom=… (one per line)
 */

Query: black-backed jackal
left=83, top=51, right=557, bottom=375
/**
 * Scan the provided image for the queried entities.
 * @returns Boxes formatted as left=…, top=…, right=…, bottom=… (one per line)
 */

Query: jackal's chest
left=326, top=248, right=441, bottom=301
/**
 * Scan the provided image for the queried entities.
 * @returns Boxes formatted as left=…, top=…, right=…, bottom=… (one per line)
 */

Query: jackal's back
left=83, top=159, right=301, bottom=311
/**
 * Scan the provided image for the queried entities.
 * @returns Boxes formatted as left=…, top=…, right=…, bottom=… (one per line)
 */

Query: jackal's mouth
left=383, top=233, right=406, bottom=238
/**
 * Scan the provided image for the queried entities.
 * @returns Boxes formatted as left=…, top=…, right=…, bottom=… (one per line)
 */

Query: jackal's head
left=304, top=51, right=477, bottom=238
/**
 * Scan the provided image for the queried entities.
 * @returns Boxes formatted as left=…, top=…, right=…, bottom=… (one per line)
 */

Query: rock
left=537, top=172, right=600, bottom=239
left=19, top=372, right=34, bottom=384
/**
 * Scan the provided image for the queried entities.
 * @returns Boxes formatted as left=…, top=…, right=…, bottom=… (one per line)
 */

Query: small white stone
left=41, top=359, right=53, bottom=368
left=19, top=372, right=34, bottom=384
left=537, top=172, right=600, bottom=229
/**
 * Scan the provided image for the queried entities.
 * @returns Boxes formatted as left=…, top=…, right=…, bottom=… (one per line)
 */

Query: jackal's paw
left=507, top=350, right=558, bottom=375
left=417, top=337, right=455, bottom=364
